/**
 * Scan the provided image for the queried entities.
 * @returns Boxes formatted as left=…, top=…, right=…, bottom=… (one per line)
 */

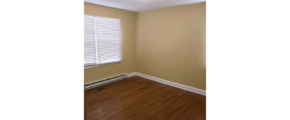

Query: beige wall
left=84, top=3, right=137, bottom=84
left=136, top=3, right=206, bottom=90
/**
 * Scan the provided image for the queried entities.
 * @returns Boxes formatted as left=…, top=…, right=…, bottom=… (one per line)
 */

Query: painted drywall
left=84, top=3, right=137, bottom=84
left=135, top=3, right=206, bottom=90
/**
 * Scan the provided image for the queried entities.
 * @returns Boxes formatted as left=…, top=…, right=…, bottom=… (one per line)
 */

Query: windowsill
left=84, top=61, right=121, bottom=70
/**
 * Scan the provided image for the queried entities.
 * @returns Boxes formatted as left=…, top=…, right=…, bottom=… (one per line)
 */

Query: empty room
left=84, top=0, right=206, bottom=120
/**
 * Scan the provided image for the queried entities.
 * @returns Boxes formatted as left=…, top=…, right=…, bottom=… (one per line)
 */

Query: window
left=84, top=15, right=121, bottom=69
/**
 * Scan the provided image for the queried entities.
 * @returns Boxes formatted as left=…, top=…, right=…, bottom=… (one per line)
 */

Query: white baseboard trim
left=127, top=72, right=137, bottom=77
left=128, top=72, right=206, bottom=96
left=85, top=74, right=127, bottom=90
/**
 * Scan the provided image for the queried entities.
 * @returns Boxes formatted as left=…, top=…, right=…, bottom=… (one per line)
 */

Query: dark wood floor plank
left=85, top=76, right=206, bottom=120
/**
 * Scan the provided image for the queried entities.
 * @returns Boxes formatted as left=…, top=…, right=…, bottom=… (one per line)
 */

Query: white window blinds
left=84, top=15, right=121, bottom=68
left=84, top=15, right=97, bottom=66
left=97, top=17, right=121, bottom=64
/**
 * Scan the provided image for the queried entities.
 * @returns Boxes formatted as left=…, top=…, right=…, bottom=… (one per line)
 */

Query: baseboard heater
left=85, top=73, right=128, bottom=90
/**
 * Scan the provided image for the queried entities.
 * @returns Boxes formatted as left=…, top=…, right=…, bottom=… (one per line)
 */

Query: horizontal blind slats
left=84, top=15, right=97, bottom=65
left=97, top=17, right=121, bottom=65
left=84, top=15, right=121, bottom=67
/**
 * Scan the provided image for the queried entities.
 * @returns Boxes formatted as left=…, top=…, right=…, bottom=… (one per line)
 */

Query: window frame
left=84, top=61, right=121, bottom=69
left=84, top=15, right=122, bottom=69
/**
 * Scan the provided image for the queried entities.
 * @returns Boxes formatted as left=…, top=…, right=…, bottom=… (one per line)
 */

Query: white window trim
left=84, top=61, right=121, bottom=69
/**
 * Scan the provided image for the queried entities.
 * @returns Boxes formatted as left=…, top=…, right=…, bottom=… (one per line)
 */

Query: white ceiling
left=85, top=0, right=206, bottom=12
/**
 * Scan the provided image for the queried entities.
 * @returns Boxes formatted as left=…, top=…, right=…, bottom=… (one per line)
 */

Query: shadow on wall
left=203, top=22, right=207, bottom=70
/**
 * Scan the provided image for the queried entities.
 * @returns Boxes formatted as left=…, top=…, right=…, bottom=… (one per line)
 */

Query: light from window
left=84, top=15, right=121, bottom=69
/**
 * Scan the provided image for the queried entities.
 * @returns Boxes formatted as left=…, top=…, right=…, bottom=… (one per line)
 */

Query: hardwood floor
left=85, top=76, right=206, bottom=120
